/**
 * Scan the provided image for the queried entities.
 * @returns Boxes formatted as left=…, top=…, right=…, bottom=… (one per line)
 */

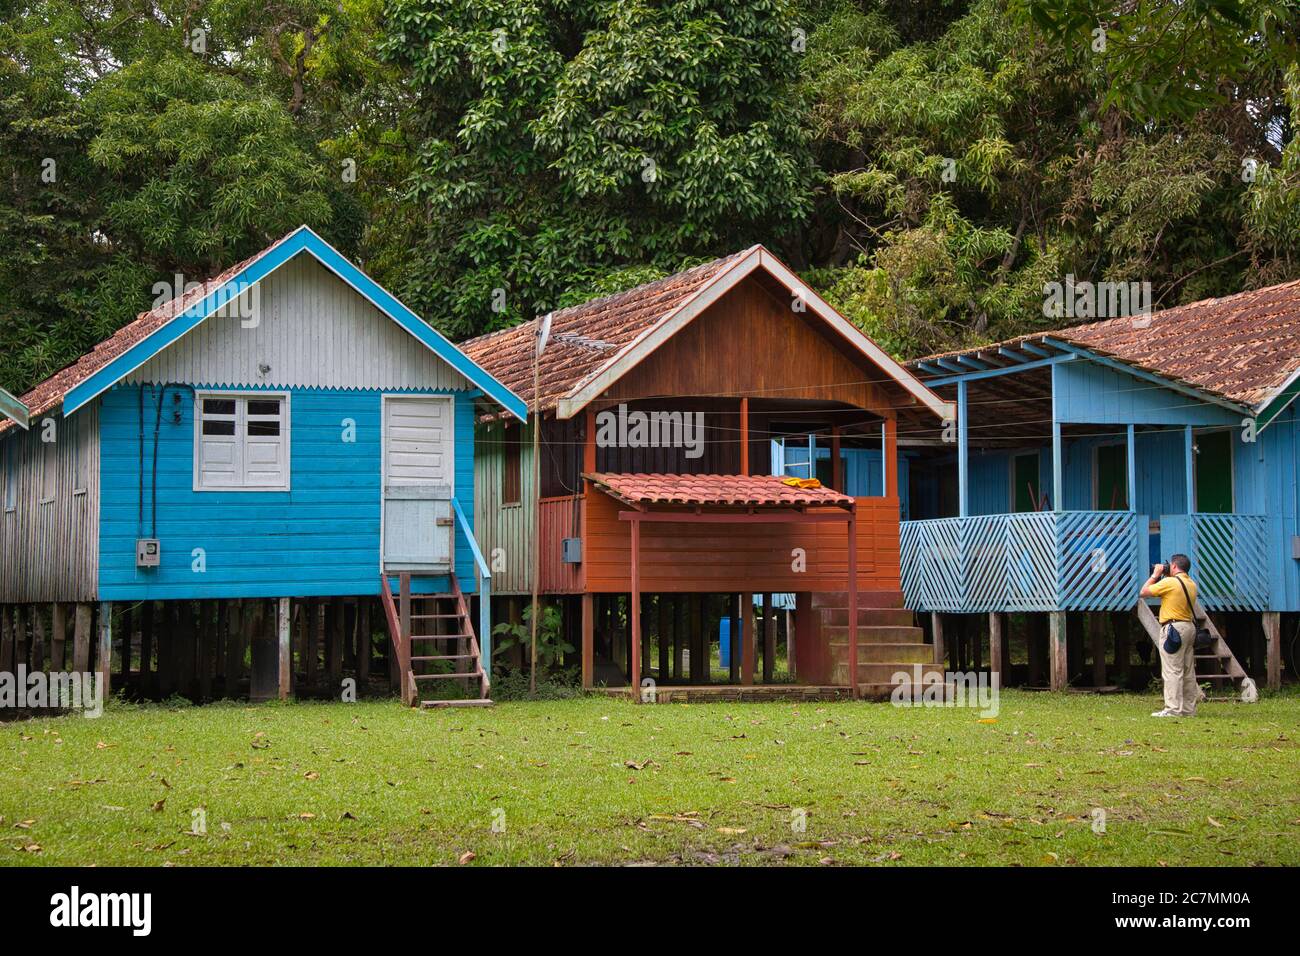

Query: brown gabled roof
left=461, top=249, right=754, bottom=413
left=0, top=230, right=297, bottom=437
left=586, top=473, right=854, bottom=509
left=912, top=277, right=1300, bottom=411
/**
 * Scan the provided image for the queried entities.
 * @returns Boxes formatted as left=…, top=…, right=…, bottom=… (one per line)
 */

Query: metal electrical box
left=136, top=538, right=161, bottom=568
left=562, top=537, right=582, bottom=563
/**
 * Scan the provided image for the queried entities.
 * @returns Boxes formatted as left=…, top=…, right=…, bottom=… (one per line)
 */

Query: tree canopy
left=1, top=0, right=1297, bottom=393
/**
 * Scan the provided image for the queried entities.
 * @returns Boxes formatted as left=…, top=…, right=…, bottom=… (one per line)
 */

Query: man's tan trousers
left=1158, top=620, right=1198, bottom=715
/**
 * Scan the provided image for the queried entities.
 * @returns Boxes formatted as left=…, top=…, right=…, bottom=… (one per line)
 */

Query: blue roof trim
left=0, top=387, right=29, bottom=429
left=62, top=226, right=527, bottom=421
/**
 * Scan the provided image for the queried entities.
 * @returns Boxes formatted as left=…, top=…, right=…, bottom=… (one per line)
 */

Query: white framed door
left=382, top=395, right=454, bottom=572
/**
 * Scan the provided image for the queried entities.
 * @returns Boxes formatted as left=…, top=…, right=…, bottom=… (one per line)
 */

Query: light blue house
left=0, top=226, right=525, bottom=705
left=898, top=278, right=1300, bottom=693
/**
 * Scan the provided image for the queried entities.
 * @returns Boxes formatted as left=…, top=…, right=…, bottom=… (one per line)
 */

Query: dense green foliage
left=1, top=0, right=1297, bottom=392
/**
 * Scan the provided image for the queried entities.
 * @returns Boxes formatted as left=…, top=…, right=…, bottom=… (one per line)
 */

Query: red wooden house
left=463, top=246, right=953, bottom=698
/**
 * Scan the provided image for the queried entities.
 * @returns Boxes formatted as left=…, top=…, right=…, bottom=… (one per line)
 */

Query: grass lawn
left=2, top=688, right=1297, bottom=866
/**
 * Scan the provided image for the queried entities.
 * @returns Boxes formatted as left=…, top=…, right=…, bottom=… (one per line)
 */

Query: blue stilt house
left=0, top=226, right=525, bottom=705
left=899, top=279, right=1300, bottom=692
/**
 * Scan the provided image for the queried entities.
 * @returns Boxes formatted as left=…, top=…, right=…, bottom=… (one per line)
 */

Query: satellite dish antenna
left=537, top=311, right=553, bottom=356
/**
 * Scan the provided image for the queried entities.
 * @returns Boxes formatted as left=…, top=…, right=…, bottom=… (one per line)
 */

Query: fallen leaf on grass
left=717, top=827, right=747, bottom=835
left=304, top=771, right=319, bottom=781
left=298, top=812, right=316, bottom=820
left=150, top=800, right=165, bottom=813
left=1207, top=817, right=1224, bottom=828
left=458, top=851, right=476, bottom=865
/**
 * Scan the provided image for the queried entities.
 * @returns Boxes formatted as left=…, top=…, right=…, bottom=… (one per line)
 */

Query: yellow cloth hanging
left=781, top=477, right=823, bottom=489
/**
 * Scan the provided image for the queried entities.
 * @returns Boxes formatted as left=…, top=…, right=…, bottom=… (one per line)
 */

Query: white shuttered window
left=194, top=393, right=290, bottom=491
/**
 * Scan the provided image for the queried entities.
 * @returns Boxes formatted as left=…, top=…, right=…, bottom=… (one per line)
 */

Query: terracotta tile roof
left=586, top=472, right=855, bottom=508
left=912, top=277, right=1300, bottom=410
left=0, top=231, right=297, bottom=438
left=460, top=249, right=757, bottom=413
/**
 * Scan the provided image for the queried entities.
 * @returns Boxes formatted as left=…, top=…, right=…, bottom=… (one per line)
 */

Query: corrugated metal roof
left=585, top=472, right=855, bottom=508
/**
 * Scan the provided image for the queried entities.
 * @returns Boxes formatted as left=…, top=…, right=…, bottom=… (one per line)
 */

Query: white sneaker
left=1151, top=708, right=1176, bottom=717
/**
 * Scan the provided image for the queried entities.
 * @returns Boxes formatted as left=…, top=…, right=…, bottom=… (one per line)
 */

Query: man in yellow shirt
left=1139, top=553, right=1199, bottom=717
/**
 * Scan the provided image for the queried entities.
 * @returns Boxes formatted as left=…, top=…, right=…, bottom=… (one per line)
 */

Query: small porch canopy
left=585, top=472, right=866, bottom=695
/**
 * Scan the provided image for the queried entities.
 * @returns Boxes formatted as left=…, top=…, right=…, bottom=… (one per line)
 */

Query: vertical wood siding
left=98, top=386, right=476, bottom=600
left=0, top=403, right=100, bottom=601
left=473, top=418, right=534, bottom=594
left=126, top=254, right=471, bottom=392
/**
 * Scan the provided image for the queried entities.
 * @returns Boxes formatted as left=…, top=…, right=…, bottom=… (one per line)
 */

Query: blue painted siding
left=98, top=384, right=478, bottom=600
left=1054, top=359, right=1241, bottom=426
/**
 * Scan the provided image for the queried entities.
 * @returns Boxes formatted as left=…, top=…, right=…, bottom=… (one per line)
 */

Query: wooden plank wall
left=581, top=488, right=900, bottom=594
left=0, top=403, right=99, bottom=602
left=473, top=418, right=533, bottom=594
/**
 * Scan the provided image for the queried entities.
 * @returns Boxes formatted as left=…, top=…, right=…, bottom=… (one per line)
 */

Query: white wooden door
left=382, top=396, right=454, bottom=572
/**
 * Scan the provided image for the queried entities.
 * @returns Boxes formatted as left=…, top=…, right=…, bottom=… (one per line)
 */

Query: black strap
left=1172, top=574, right=1204, bottom=625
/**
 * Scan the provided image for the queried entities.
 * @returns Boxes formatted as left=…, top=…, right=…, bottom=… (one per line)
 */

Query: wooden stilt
left=307, top=597, right=321, bottom=689
left=741, top=592, right=755, bottom=686
left=32, top=606, right=47, bottom=673
left=224, top=600, right=242, bottom=695
left=198, top=601, right=213, bottom=701
left=118, top=604, right=132, bottom=679
left=673, top=595, right=686, bottom=680
left=763, top=593, right=775, bottom=683
left=72, top=603, right=92, bottom=673
left=930, top=611, right=945, bottom=669
left=0, top=606, right=13, bottom=673
left=1262, top=611, right=1281, bottom=691
left=97, top=602, right=113, bottom=698
left=141, top=601, right=156, bottom=696
left=357, top=600, right=371, bottom=690
left=1049, top=611, right=1068, bottom=691
left=278, top=598, right=291, bottom=700
left=692, top=595, right=707, bottom=683
left=630, top=518, right=642, bottom=693
left=581, top=593, right=594, bottom=688
left=1089, top=612, right=1106, bottom=687
left=657, top=596, right=671, bottom=680
left=847, top=506, right=858, bottom=698
left=728, top=594, right=740, bottom=684
left=988, top=612, right=1004, bottom=684
left=14, top=605, right=28, bottom=669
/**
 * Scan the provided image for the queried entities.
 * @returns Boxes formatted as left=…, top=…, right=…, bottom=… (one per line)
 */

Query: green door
left=1012, top=452, right=1041, bottom=512
left=1194, top=430, right=1233, bottom=513
left=1095, top=443, right=1129, bottom=510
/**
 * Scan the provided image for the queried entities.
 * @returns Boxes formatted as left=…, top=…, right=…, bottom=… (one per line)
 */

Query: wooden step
left=831, top=661, right=945, bottom=684
left=413, top=671, right=482, bottom=681
left=812, top=590, right=905, bottom=609
left=421, top=698, right=495, bottom=709
left=409, top=633, right=473, bottom=641
left=818, top=607, right=915, bottom=627
left=828, top=641, right=934, bottom=664
left=411, top=654, right=474, bottom=662
left=822, top=625, right=926, bottom=644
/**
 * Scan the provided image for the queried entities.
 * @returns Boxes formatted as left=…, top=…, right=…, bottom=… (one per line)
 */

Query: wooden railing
left=452, top=497, right=492, bottom=682
left=1159, top=513, right=1269, bottom=611
left=901, top=511, right=1146, bottom=612
left=379, top=572, right=414, bottom=706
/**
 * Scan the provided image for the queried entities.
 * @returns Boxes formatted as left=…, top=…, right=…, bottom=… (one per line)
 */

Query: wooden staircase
left=1134, top=599, right=1257, bottom=701
left=813, top=591, right=945, bottom=699
left=381, top=573, right=492, bottom=708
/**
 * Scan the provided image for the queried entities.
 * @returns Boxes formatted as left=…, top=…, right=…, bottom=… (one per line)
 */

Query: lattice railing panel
left=1188, top=513, right=1268, bottom=611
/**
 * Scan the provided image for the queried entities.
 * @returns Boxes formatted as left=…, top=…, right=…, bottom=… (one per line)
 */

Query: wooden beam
left=1049, top=611, right=1068, bottom=691
left=581, top=593, right=594, bottom=688
left=884, top=417, right=898, bottom=499
left=278, top=598, right=292, bottom=701
left=830, top=424, right=841, bottom=492
left=1263, top=611, right=1281, bottom=691
left=931, top=611, right=945, bottom=668
left=73, top=603, right=92, bottom=673
left=988, top=612, right=1003, bottom=685
left=584, top=407, right=597, bottom=474
left=728, top=595, right=740, bottom=684
left=673, top=596, right=686, bottom=680
left=1089, top=612, right=1106, bottom=687
left=847, top=506, right=859, bottom=698
left=741, top=592, right=754, bottom=686
left=630, top=518, right=642, bottom=695
left=1126, top=424, right=1137, bottom=512
left=957, top=380, right=969, bottom=517
left=1184, top=425, right=1195, bottom=513
left=97, top=602, right=112, bottom=698
left=739, top=397, right=749, bottom=475
left=762, top=593, right=775, bottom=684
left=657, top=596, right=670, bottom=680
